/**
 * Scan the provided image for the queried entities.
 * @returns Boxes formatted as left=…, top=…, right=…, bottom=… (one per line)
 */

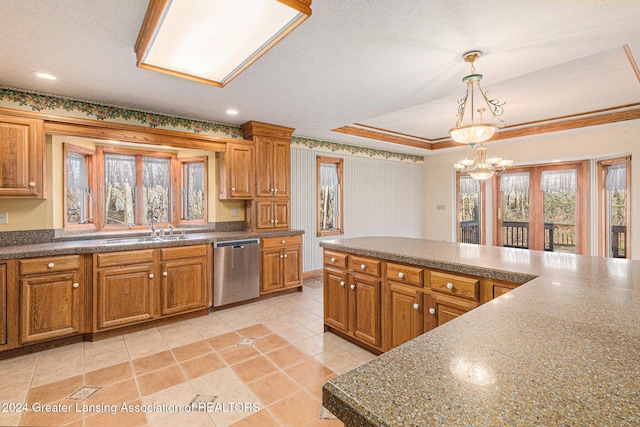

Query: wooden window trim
left=597, top=156, right=631, bottom=258
left=317, top=156, right=344, bottom=237
left=456, top=172, right=486, bottom=245
left=178, top=156, right=208, bottom=226
left=63, top=143, right=97, bottom=231
left=96, top=146, right=178, bottom=230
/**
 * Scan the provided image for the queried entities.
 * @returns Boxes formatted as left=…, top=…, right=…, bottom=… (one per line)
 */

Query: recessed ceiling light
left=33, top=72, right=57, bottom=80
left=226, top=109, right=239, bottom=115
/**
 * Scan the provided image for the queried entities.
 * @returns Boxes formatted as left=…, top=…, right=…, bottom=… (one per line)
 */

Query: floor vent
left=237, top=337, right=257, bottom=346
left=67, top=386, right=101, bottom=400
left=188, top=394, right=217, bottom=411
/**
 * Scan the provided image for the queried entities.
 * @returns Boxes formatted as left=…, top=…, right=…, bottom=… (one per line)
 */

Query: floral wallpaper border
left=0, top=86, right=424, bottom=163
left=291, top=136, right=424, bottom=163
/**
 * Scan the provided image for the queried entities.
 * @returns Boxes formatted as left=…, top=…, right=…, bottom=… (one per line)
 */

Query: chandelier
left=454, top=144, right=513, bottom=181
left=449, top=51, right=505, bottom=144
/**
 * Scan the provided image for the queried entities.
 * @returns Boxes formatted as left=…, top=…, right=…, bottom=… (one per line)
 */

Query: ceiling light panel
left=135, top=0, right=311, bottom=87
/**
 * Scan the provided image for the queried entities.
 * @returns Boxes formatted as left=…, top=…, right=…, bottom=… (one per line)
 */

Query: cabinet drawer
left=19, top=255, right=80, bottom=275
left=161, top=244, right=207, bottom=260
left=349, top=255, right=381, bottom=277
left=431, top=271, right=479, bottom=301
left=386, top=262, right=423, bottom=287
left=261, top=235, right=302, bottom=249
left=324, top=250, right=347, bottom=269
left=96, top=249, right=154, bottom=268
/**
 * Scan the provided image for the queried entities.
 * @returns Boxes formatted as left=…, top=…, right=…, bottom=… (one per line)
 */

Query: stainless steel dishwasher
left=213, top=238, right=260, bottom=307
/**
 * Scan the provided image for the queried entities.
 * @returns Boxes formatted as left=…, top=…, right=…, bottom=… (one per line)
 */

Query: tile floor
left=0, top=277, right=375, bottom=427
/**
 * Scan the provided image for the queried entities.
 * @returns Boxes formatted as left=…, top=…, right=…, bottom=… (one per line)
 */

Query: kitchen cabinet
left=481, top=278, right=520, bottom=303
left=241, top=121, right=294, bottom=231
left=0, top=263, right=6, bottom=347
left=323, top=250, right=382, bottom=351
left=0, top=114, right=45, bottom=198
left=424, top=293, right=478, bottom=329
left=18, top=255, right=83, bottom=343
left=159, top=245, right=210, bottom=316
left=218, top=141, right=255, bottom=200
left=385, top=262, right=424, bottom=350
left=261, top=235, right=302, bottom=294
left=94, top=250, right=156, bottom=331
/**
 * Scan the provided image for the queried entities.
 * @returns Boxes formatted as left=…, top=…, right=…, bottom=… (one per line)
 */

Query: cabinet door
left=425, top=294, right=475, bottom=330
left=20, top=272, right=81, bottom=343
left=350, top=274, right=381, bottom=348
left=0, top=115, right=44, bottom=198
left=273, top=200, right=290, bottom=229
left=160, top=257, right=208, bottom=316
left=255, top=200, right=275, bottom=229
left=255, top=137, right=274, bottom=198
left=96, top=264, right=155, bottom=330
left=324, top=268, right=348, bottom=333
left=272, top=139, right=290, bottom=198
left=261, top=249, right=283, bottom=294
left=282, top=246, right=301, bottom=289
left=387, top=282, right=423, bottom=350
left=229, top=144, right=254, bottom=198
left=0, top=264, right=6, bottom=346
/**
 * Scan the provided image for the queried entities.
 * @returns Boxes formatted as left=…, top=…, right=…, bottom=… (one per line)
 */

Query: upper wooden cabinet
left=218, top=141, right=255, bottom=200
left=0, top=114, right=45, bottom=198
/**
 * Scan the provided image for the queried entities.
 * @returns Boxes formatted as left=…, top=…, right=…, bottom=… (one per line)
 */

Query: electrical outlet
left=0, top=212, right=7, bottom=224
left=231, top=208, right=239, bottom=217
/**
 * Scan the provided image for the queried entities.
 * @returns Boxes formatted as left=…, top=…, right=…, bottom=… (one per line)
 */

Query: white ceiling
left=1, top=0, right=639, bottom=156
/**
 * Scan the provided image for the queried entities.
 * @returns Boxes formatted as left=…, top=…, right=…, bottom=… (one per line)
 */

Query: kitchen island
left=321, top=237, right=640, bottom=426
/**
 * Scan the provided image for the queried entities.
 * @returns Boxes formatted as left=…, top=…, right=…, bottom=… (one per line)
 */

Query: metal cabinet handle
left=350, top=284, right=355, bottom=290
left=47, top=262, right=55, bottom=269
left=340, top=281, right=345, bottom=287
left=149, top=274, right=154, bottom=279
left=72, top=283, right=79, bottom=289
left=429, top=308, right=436, bottom=315
left=398, top=272, right=405, bottom=279
left=163, top=272, right=168, bottom=277
left=360, top=264, right=366, bottom=270
left=447, top=282, right=454, bottom=290
left=413, top=303, right=419, bottom=310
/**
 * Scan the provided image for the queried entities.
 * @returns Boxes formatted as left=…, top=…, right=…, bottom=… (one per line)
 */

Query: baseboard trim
left=303, top=269, right=322, bottom=279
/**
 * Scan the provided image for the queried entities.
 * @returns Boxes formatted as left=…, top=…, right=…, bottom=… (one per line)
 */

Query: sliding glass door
left=494, top=161, right=588, bottom=254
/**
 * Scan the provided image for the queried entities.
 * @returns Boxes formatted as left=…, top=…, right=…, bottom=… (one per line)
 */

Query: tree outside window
left=317, top=156, right=343, bottom=236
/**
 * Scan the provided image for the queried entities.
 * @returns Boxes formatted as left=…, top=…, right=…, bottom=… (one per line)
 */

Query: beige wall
left=423, top=120, right=640, bottom=259
left=0, top=135, right=243, bottom=231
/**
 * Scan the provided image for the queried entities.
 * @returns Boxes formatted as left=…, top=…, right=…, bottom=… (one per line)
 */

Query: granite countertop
left=320, top=237, right=640, bottom=426
left=0, top=229, right=303, bottom=260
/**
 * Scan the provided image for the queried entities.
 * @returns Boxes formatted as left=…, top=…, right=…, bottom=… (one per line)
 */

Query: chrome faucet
left=150, top=219, right=156, bottom=237
left=168, top=224, right=174, bottom=237
left=159, top=225, right=165, bottom=237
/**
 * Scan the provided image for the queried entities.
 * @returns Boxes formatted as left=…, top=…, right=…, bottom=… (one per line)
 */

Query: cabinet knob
left=72, top=282, right=79, bottom=289
left=284, top=254, right=288, bottom=258
left=398, top=272, right=405, bottom=279
left=360, top=264, right=366, bottom=270
left=163, top=272, right=168, bottom=277
left=331, top=257, right=336, bottom=262
left=340, top=281, right=345, bottom=287
left=149, top=274, right=154, bottom=279
left=413, top=303, right=419, bottom=310
left=47, top=262, right=55, bottom=269
left=429, top=308, right=436, bottom=315
left=274, top=220, right=279, bottom=224
left=29, top=182, right=36, bottom=187
left=271, top=220, right=275, bottom=223
left=231, top=187, right=236, bottom=191
left=350, top=284, right=355, bottom=290
left=274, top=188, right=278, bottom=193
left=282, top=240, right=286, bottom=244
left=280, top=254, right=284, bottom=259
left=447, top=282, right=454, bottom=290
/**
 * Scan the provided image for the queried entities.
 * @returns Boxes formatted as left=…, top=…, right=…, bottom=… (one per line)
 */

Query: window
left=64, top=144, right=95, bottom=229
left=317, top=156, right=343, bottom=236
left=180, top=157, right=207, bottom=223
left=598, top=156, right=630, bottom=258
left=456, top=174, right=485, bottom=244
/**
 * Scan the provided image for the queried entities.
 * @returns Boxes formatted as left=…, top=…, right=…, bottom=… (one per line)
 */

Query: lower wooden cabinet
left=159, top=245, right=210, bottom=316
left=324, top=267, right=349, bottom=331
left=18, top=255, right=83, bottom=344
left=0, top=263, right=7, bottom=346
left=387, top=282, right=423, bottom=349
left=260, top=236, right=302, bottom=294
left=424, top=293, right=478, bottom=330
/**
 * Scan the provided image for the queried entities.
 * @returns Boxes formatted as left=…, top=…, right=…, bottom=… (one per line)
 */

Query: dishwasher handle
left=213, top=238, right=260, bottom=248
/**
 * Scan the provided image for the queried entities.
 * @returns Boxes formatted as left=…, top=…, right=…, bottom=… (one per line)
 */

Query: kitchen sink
left=102, top=234, right=190, bottom=245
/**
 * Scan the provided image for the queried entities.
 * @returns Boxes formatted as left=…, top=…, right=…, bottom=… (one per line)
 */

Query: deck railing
left=460, top=220, right=480, bottom=244
left=502, top=221, right=575, bottom=252
left=612, top=225, right=627, bottom=258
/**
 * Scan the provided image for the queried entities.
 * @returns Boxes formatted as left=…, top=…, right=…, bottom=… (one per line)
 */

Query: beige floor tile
left=124, top=328, right=170, bottom=359
left=229, top=409, right=280, bottom=427
left=181, top=352, right=226, bottom=380
left=84, top=398, right=147, bottom=427
left=218, top=345, right=260, bottom=365
left=253, top=333, right=290, bottom=354
left=295, top=334, right=338, bottom=357
left=19, top=398, right=83, bottom=427
left=313, top=346, right=365, bottom=374
left=84, top=336, right=130, bottom=372
left=189, top=367, right=245, bottom=396
left=247, top=372, right=300, bottom=406
left=85, top=361, right=133, bottom=387
left=189, top=314, right=233, bottom=338
left=141, top=381, right=195, bottom=423
left=84, top=378, right=140, bottom=407
left=35, top=342, right=84, bottom=369
left=171, top=340, right=213, bottom=363
left=31, top=361, right=84, bottom=388
left=0, top=351, right=38, bottom=376
left=132, top=350, right=176, bottom=376
left=302, top=318, right=326, bottom=334
left=269, top=390, right=321, bottom=427
left=276, top=325, right=317, bottom=344
left=265, top=345, right=310, bottom=369
left=206, top=331, right=242, bottom=351
left=0, top=372, right=32, bottom=402
left=159, top=320, right=204, bottom=348
left=230, top=355, right=278, bottom=383
left=207, top=384, right=261, bottom=427
left=149, top=409, right=216, bottom=427
left=137, top=365, right=187, bottom=396
left=284, top=359, right=335, bottom=388
left=235, top=324, right=272, bottom=338
left=0, top=411, right=21, bottom=427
